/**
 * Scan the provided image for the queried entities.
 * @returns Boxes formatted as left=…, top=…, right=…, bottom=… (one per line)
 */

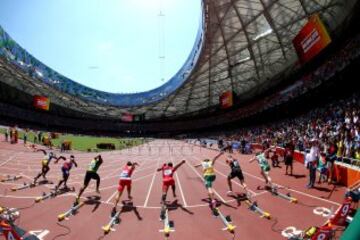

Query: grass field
left=0, top=128, right=145, bottom=152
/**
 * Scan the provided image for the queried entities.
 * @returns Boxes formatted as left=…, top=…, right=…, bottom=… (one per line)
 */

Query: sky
left=0, top=0, right=201, bottom=93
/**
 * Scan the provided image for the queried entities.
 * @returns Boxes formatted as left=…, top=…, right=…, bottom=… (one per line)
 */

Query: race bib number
left=329, top=202, right=351, bottom=226
left=202, top=162, right=211, bottom=169
left=120, top=170, right=130, bottom=178
left=164, top=169, right=173, bottom=176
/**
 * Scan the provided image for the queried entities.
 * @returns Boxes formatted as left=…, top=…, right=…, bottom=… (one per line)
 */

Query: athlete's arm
left=212, top=151, right=224, bottom=165
left=157, top=164, right=166, bottom=172
left=95, top=155, right=103, bottom=165
left=73, top=160, right=78, bottom=167
left=249, top=157, right=257, bottom=163
left=55, top=156, right=66, bottom=164
left=36, top=149, right=47, bottom=155
left=264, top=146, right=276, bottom=154
left=173, top=160, right=186, bottom=172
left=50, top=155, right=57, bottom=162
left=132, top=162, right=139, bottom=170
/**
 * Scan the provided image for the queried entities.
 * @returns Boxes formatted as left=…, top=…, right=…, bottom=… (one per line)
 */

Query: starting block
left=270, top=186, right=298, bottom=203
left=11, top=182, right=35, bottom=192
left=58, top=201, right=84, bottom=221
left=244, top=200, right=271, bottom=219
left=213, top=208, right=236, bottom=234
left=102, top=211, right=121, bottom=234
left=0, top=175, right=22, bottom=183
left=159, top=207, right=175, bottom=239
left=11, top=180, right=52, bottom=192
left=35, top=187, right=75, bottom=203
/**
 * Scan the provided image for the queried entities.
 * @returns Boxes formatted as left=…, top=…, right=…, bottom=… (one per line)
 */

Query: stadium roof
left=0, top=0, right=357, bottom=120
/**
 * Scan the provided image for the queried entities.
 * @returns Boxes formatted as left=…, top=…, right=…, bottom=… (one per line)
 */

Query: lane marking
left=175, top=172, right=187, bottom=207
left=143, top=159, right=160, bottom=207
left=106, top=190, right=118, bottom=204
left=0, top=153, right=20, bottom=167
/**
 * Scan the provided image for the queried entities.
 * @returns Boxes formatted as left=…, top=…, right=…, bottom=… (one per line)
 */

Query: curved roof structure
left=0, top=0, right=357, bottom=120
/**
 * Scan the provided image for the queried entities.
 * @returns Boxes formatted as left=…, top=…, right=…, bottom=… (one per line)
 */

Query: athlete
left=194, top=151, right=224, bottom=208
left=74, top=155, right=103, bottom=205
left=33, top=149, right=57, bottom=184
left=284, top=140, right=295, bottom=175
left=157, top=160, right=186, bottom=203
left=225, top=155, right=248, bottom=195
left=249, top=147, right=274, bottom=188
left=54, top=155, right=78, bottom=191
left=111, top=161, right=139, bottom=215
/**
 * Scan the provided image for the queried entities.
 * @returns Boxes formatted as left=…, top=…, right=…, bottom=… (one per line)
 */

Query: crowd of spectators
left=208, top=92, right=360, bottom=168
left=195, top=34, right=360, bottom=169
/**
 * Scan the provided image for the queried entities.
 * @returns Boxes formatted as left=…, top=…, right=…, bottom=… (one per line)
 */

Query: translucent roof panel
left=0, top=0, right=357, bottom=120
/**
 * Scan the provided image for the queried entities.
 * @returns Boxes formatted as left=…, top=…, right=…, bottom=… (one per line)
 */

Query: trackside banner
left=121, top=113, right=134, bottom=122
left=293, top=14, right=331, bottom=63
left=33, top=95, right=50, bottom=111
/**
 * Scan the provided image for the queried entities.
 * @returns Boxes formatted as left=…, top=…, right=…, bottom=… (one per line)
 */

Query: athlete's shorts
left=228, top=170, right=244, bottom=181
left=204, top=175, right=216, bottom=189
left=261, top=165, right=270, bottom=173
left=118, top=179, right=132, bottom=192
left=42, top=160, right=49, bottom=167
left=84, top=171, right=100, bottom=186
left=284, top=156, right=293, bottom=166
left=42, top=165, right=50, bottom=173
left=62, top=167, right=70, bottom=179
left=162, top=179, right=175, bottom=192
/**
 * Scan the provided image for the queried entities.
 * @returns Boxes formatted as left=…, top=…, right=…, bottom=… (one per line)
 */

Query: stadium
left=0, top=0, right=359, bottom=239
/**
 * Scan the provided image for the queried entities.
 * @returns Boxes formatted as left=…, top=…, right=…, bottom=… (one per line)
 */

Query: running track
left=0, top=138, right=348, bottom=239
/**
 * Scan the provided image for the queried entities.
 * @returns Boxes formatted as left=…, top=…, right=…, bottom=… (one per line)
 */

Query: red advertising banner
left=121, top=113, right=134, bottom=122
left=219, top=91, right=233, bottom=109
left=33, top=95, right=50, bottom=111
left=293, top=14, right=331, bottom=63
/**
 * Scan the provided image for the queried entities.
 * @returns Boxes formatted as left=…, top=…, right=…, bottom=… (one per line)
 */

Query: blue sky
left=0, top=0, right=201, bottom=93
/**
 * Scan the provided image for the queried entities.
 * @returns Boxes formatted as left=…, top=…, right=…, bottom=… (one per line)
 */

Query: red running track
left=0, top=138, right=348, bottom=240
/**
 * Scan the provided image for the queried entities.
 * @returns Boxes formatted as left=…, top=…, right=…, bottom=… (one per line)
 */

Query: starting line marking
left=28, top=230, right=49, bottom=240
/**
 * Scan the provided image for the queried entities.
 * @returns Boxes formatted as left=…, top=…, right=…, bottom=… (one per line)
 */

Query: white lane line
left=185, top=162, right=226, bottom=203
left=0, top=153, right=20, bottom=167
left=170, top=148, right=187, bottom=207
left=175, top=172, right=187, bottom=207
left=143, top=160, right=160, bottom=207
left=106, top=190, right=118, bottom=203
left=286, top=188, right=340, bottom=206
